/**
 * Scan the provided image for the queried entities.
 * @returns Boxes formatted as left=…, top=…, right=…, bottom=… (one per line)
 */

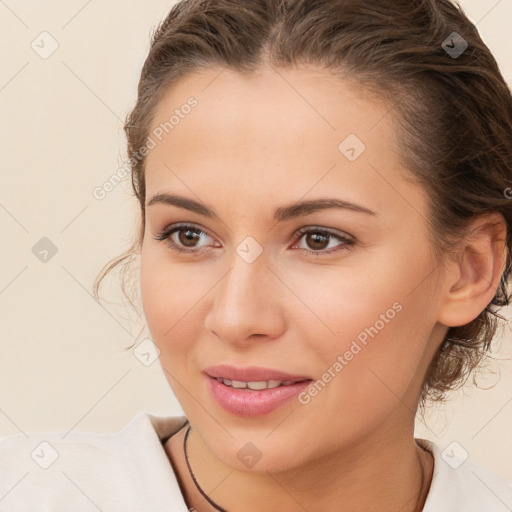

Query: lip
left=204, top=365, right=312, bottom=417
left=204, top=364, right=311, bottom=382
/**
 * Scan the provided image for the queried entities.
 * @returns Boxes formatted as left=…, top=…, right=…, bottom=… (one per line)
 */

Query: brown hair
left=94, top=0, right=512, bottom=411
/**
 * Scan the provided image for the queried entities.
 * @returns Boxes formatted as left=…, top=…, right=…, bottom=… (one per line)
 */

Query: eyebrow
left=146, top=193, right=377, bottom=221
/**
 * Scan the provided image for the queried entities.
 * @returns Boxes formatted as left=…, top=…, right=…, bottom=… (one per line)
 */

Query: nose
left=203, top=252, right=286, bottom=348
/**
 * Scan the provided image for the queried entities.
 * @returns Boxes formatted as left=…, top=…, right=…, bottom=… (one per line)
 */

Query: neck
left=166, top=415, right=434, bottom=512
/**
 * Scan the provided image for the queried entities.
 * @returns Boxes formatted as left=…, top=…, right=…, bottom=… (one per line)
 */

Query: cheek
left=139, top=246, right=223, bottom=366
left=308, top=288, right=436, bottom=432
left=297, top=248, right=437, bottom=402
left=140, top=248, right=197, bottom=352
left=278, top=257, right=405, bottom=360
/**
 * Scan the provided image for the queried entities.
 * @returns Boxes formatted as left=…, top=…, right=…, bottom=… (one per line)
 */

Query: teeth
left=247, top=381, right=268, bottom=390
left=217, top=378, right=296, bottom=389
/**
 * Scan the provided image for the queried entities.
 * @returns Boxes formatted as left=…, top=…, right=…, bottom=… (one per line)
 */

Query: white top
left=1, top=412, right=511, bottom=511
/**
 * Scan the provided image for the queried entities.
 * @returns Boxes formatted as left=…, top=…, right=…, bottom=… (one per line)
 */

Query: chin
left=202, top=428, right=308, bottom=474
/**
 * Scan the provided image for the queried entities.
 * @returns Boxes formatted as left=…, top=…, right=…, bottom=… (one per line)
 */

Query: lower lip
left=206, top=376, right=311, bottom=417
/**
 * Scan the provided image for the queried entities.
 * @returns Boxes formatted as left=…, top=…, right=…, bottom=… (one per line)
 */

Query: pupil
left=307, top=233, right=328, bottom=250
left=179, top=229, right=199, bottom=247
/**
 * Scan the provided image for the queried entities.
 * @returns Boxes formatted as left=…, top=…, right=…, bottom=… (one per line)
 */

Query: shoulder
left=417, top=438, right=512, bottom=512
left=0, top=412, right=189, bottom=512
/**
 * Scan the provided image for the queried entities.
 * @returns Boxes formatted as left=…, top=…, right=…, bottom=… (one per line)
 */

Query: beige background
left=1, top=0, right=511, bottom=481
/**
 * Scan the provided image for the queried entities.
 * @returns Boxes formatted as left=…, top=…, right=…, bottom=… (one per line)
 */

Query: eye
left=153, top=223, right=219, bottom=254
left=292, top=227, right=356, bottom=256
left=153, top=223, right=356, bottom=256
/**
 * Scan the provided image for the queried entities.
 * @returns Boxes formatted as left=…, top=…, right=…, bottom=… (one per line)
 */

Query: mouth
left=204, top=364, right=312, bottom=383
left=212, top=377, right=310, bottom=390
left=204, top=365, right=313, bottom=417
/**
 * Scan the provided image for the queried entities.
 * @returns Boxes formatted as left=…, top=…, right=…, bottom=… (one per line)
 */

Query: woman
left=2, top=0, right=512, bottom=510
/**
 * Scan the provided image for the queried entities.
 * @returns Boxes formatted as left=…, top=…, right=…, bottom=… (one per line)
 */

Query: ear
left=437, top=213, right=508, bottom=328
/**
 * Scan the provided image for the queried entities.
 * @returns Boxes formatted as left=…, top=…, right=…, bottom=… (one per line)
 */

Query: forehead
left=144, top=64, right=427, bottom=221
left=147, top=64, right=386, bottom=156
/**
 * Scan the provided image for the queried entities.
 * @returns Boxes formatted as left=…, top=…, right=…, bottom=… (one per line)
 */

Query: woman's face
left=140, top=64, right=448, bottom=472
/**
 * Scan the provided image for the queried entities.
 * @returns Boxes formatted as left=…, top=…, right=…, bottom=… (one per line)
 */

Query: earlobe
left=437, top=213, right=508, bottom=328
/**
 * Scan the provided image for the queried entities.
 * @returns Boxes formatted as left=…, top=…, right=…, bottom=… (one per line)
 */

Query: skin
left=139, top=64, right=507, bottom=512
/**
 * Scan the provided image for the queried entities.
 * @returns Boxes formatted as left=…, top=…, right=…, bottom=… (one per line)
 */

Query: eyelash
left=153, top=222, right=356, bottom=257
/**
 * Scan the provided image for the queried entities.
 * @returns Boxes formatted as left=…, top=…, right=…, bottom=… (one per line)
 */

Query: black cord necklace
left=182, top=423, right=428, bottom=512
left=183, top=425, right=228, bottom=512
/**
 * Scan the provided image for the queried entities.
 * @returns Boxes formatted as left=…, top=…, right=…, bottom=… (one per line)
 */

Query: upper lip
left=204, top=364, right=312, bottom=382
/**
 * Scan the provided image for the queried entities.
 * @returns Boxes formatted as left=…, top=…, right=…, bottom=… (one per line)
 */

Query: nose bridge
left=221, top=230, right=270, bottom=302
left=218, top=248, right=270, bottom=320
left=204, top=245, right=284, bottom=343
